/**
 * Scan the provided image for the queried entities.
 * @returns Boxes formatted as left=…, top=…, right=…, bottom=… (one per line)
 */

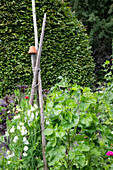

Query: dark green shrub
left=0, top=0, right=95, bottom=97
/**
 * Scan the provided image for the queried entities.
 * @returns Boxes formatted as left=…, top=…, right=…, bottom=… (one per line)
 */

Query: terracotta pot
left=28, top=46, right=37, bottom=54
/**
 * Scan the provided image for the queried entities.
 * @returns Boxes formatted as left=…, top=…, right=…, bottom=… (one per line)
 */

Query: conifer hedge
left=0, top=0, right=95, bottom=97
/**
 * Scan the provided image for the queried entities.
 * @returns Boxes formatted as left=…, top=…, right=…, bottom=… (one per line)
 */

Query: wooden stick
left=32, top=0, right=38, bottom=51
left=30, top=0, right=39, bottom=106
left=29, top=13, right=46, bottom=105
left=38, top=70, right=48, bottom=170
left=31, top=54, right=36, bottom=76
left=29, top=13, right=48, bottom=170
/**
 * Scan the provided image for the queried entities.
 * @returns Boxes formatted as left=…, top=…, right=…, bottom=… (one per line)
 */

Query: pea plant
left=0, top=91, right=43, bottom=170
left=44, top=80, right=113, bottom=170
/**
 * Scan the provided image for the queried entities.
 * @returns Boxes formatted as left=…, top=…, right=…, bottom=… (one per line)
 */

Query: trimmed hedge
left=0, top=0, right=95, bottom=97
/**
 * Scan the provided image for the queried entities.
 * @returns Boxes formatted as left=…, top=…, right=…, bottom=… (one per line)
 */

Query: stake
left=29, top=12, right=48, bottom=169
left=31, top=54, right=36, bottom=76
left=38, top=70, right=48, bottom=170
left=32, top=0, right=38, bottom=51
left=28, top=46, right=37, bottom=77
left=29, top=0, right=39, bottom=106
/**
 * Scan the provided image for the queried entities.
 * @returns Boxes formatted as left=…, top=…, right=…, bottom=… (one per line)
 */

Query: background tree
left=66, top=0, right=113, bottom=83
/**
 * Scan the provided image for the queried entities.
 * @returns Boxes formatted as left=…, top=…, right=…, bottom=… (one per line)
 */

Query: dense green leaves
left=66, top=0, right=113, bottom=82
left=0, top=0, right=95, bottom=97
left=44, top=80, right=113, bottom=169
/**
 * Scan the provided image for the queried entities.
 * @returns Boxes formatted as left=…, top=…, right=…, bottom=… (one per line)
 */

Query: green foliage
left=66, top=0, right=113, bottom=41
left=44, top=79, right=113, bottom=169
left=0, top=0, right=95, bottom=97
left=0, top=79, right=113, bottom=169
left=66, top=0, right=113, bottom=82
left=102, top=59, right=113, bottom=86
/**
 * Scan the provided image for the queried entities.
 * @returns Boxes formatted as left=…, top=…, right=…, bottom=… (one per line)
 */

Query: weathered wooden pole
left=29, top=13, right=46, bottom=107
left=29, top=0, right=39, bottom=106
left=31, top=54, right=36, bottom=75
left=28, top=46, right=37, bottom=76
left=29, top=10, right=48, bottom=170
left=32, top=0, right=38, bottom=51
left=37, top=15, right=47, bottom=167
left=38, top=70, right=48, bottom=170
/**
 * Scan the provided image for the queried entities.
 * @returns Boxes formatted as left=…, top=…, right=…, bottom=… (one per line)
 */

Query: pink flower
left=84, top=137, right=87, bottom=138
left=25, top=96, right=29, bottom=99
left=106, top=151, right=113, bottom=156
left=68, top=89, right=70, bottom=91
left=15, top=111, right=19, bottom=113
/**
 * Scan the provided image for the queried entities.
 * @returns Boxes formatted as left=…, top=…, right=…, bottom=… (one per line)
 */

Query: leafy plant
left=44, top=79, right=113, bottom=169
left=0, top=91, right=42, bottom=169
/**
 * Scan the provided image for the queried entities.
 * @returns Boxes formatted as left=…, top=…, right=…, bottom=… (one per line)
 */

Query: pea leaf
left=44, top=128, right=53, bottom=136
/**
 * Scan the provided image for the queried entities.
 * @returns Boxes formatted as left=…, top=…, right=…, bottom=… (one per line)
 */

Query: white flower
left=99, top=91, right=103, bottom=93
left=5, top=131, right=9, bottom=136
left=13, top=136, right=19, bottom=143
left=7, top=161, right=11, bottom=164
left=7, top=155, right=10, bottom=159
left=19, top=122, right=24, bottom=126
left=20, top=125, right=27, bottom=135
left=35, top=112, right=38, bottom=117
left=23, top=152, right=27, bottom=157
left=24, top=146, right=28, bottom=152
left=25, top=140, right=29, bottom=145
left=111, top=131, right=113, bottom=134
left=34, top=104, right=38, bottom=109
left=46, top=121, right=50, bottom=125
left=23, top=137, right=29, bottom=145
left=7, top=152, right=14, bottom=159
left=31, top=112, right=34, bottom=119
left=17, top=125, right=21, bottom=130
left=27, top=110, right=31, bottom=117
left=24, top=117, right=27, bottom=121
left=16, top=106, right=21, bottom=111
left=29, top=113, right=34, bottom=122
left=23, top=137, right=27, bottom=141
left=7, top=150, right=10, bottom=155
left=11, top=152, right=14, bottom=157
left=30, top=106, right=35, bottom=111
left=10, top=126, right=15, bottom=133
left=14, top=115, right=20, bottom=120
left=21, top=128, right=27, bottom=136
left=21, top=125, right=25, bottom=130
